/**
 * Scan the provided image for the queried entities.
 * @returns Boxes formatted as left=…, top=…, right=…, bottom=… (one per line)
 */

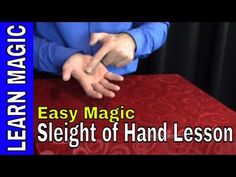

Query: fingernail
left=86, top=67, right=92, bottom=73
left=116, top=86, right=120, bottom=90
left=110, top=93, right=115, bottom=97
left=62, top=76, right=68, bottom=81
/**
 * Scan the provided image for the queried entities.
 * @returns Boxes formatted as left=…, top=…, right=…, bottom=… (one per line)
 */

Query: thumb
left=90, top=32, right=109, bottom=46
left=62, top=65, right=73, bottom=81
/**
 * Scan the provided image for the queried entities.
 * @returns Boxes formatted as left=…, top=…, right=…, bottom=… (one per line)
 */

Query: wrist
left=119, top=32, right=137, bottom=52
left=70, top=52, right=84, bottom=58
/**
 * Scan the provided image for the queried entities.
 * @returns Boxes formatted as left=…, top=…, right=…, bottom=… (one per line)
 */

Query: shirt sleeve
left=126, top=22, right=170, bottom=58
left=34, top=35, right=79, bottom=75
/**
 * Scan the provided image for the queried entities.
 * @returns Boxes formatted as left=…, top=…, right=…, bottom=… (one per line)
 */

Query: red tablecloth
left=34, top=74, right=236, bottom=155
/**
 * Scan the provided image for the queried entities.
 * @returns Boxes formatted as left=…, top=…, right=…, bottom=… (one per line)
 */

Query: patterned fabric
left=34, top=74, right=236, bottom=155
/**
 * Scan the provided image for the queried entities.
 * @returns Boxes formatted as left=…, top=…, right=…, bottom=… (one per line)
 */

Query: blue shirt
left=34, top=22, right=169, bottom=75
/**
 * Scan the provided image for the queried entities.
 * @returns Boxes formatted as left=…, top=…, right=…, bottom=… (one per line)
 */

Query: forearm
left=34, top=35, right=79, bottom=74
left=126, top=22, right=169, bottom=58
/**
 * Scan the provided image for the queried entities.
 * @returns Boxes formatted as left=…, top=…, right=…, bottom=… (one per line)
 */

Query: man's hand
left=86, top=32, right=136, bottom=74
left=62, top=53, right=124, bottom=99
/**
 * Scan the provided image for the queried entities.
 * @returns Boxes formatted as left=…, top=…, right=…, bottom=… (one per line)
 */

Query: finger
left=100, top=79, right=120, bottom=91
left=62, top=65, right=73, bottom=81
left=116, top=58, right=132, bottom=68
left=86, top=43, right=112, bottom=73
left=105, top=72, right=124, bottom=81
left=86, top=89, right=103, bottom=99
left=102, top=52, right=116, bottom=66
left=80, top=81, right=103, bottom=99
left=111, top=56, right=126, bottom=66
left=92, top=83, right=115, bottom=98
left=90, top=32, right=108, bottom=46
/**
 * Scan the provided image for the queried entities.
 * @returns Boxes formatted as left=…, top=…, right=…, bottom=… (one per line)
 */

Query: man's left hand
left=86, top=32, right=136, bottom=74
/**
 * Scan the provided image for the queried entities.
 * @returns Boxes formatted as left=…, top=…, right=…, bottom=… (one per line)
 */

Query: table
left=34, top=74, right=236, bottom=154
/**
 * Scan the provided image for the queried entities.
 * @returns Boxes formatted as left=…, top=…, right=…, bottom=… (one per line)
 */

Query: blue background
left=0, top=22, right=34, bottom=155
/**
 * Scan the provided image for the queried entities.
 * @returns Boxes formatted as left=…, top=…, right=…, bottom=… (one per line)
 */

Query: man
left=34, top=22, right=169, bottom=99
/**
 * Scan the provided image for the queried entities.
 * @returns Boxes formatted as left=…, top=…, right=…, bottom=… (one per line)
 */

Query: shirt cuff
left=125, top=28, right=144, bottom=58
left=38, top=46, right=80, bottom=75
left=53, top=46, right=80, bottom=70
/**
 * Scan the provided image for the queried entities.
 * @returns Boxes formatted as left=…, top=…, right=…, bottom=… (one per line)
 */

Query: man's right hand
left=62, top=53, right=124, bottom=99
